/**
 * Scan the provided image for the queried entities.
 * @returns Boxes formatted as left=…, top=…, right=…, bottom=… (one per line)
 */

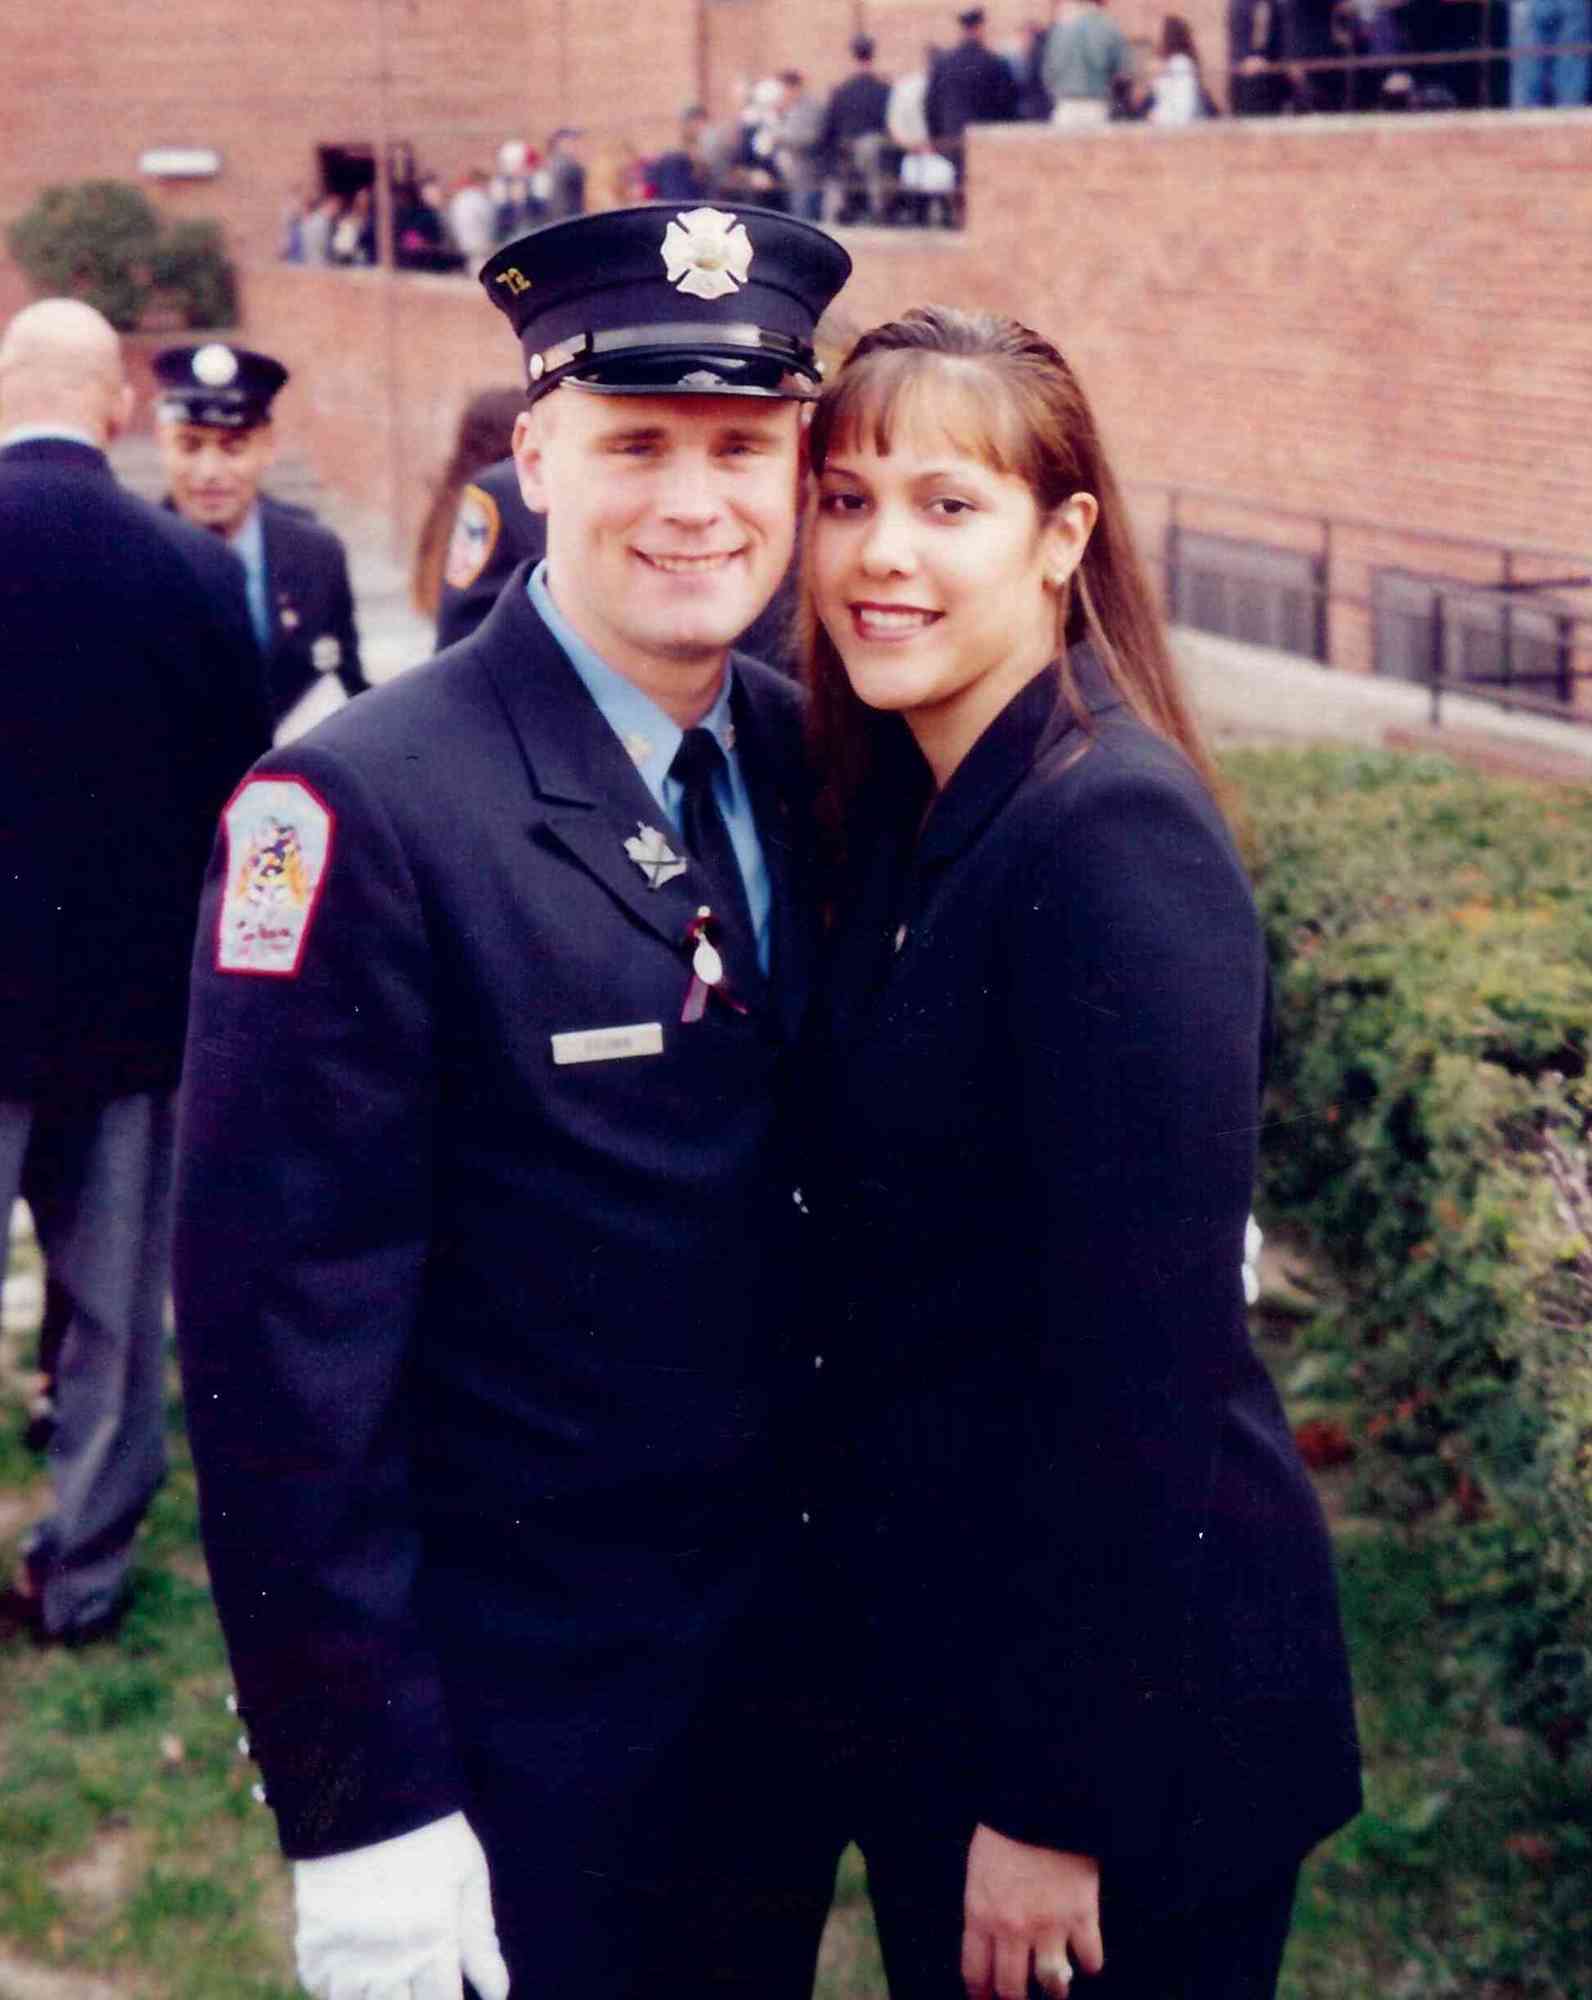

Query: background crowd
left=276, top=0, right=1577, bottom=265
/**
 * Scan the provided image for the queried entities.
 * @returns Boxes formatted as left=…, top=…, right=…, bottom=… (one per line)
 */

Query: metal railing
left=1133, top=482, right=1592, bottom=728
left=1223, top=27, right=1592, bottom=113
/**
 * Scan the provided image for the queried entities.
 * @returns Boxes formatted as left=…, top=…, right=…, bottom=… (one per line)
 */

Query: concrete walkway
left=1176, top=628, right=1592, bottom=779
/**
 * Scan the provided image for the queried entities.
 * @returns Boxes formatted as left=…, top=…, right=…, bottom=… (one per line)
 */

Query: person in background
left=721, top=77, right=788, bottom=204
left=298, top=190, right=341, bottom=266
left=394, top=174, right=457, bottom=271
left=1045, top=0, right=1134, bottom=123
left=888, top=46, right=941, bottom=223
left=1014, top=17, right=1058, bottom=116
left=818, top=36, right=894, bottom=224
left=926, top=6, right=1020, bottom=186
left=1509, top=0, right=1589, bottom=104
left=649, top=105, right=715, bottom=202
left=490, top=139, right=533, bottom=240
left=0, top=299, right=267, bottom=1646
left=412, top=386, right=534, bottom=636
left=544, top=127, right=587, bottom=220
left=1141, top=13, right=1218, bottom=118
left=448, top=168, right=497, bottom=270
left=278, top=186, right=308, bottom=262
left=154, top=343, right=368, bottom=742
left=328, top=187, right=375, bottom=266
left=1229, top=0, right=1284, bottom=111
left=773, top=70, right=828, bottom=220
left=798, top=302, right=1362, bottom=1999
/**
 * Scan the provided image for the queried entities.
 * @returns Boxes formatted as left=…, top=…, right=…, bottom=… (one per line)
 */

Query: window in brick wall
left=1372, top=567, right=1572, bottom=701
left=1165, top=530, right=1326, bottom=662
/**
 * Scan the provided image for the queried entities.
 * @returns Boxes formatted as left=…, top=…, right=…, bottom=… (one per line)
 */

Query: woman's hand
left=962, top=1824, right=1104, bottom=1999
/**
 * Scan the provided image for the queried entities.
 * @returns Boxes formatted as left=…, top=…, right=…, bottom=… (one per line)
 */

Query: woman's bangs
left=817, top=354, right=1026, bottom=478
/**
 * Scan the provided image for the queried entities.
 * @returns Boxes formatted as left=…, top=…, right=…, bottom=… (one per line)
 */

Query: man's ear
left=512, top=404, right=551, bottom=516
left=106, top=380, right=136, bottom=443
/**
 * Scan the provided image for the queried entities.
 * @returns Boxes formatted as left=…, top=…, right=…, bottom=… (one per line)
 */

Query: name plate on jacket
left=550, top=1022, right=665, bottom=1066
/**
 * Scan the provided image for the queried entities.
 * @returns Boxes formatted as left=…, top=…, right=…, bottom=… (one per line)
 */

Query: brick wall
left=228, top=109, right=1592, bottom=685
left=1, top=0, right=1213, bottom=323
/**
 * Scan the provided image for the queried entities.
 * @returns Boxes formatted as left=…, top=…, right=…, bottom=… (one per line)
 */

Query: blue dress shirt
left=528, top=562, right=771, bottom=971
left=230, top=505, right=272, bottom=653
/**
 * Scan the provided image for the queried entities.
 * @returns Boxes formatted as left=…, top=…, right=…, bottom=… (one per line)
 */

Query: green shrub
left=7, top=180, right=237, bottom=332
left=1231, top=746, right=1592, bottom=1744
left=1233, top=746, right=1592, bottom=1986
left=149, top=218, right=238, bottom=330
left=7, top=180, right=162, bottom=330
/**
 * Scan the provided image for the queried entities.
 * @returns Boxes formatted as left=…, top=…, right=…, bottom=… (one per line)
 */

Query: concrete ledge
left=1175, top=626, right=1592, bottom=779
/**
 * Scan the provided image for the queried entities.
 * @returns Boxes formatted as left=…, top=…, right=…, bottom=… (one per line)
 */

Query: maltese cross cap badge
left=660, top=209, right=754, bottom=302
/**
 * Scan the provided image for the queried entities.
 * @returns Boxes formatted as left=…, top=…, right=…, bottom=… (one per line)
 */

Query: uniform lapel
left=476, top=569, right=719, bottom=959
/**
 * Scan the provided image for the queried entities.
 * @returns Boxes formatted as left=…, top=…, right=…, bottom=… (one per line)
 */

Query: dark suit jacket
left=173, top=572, right=821, bottom=1866
left=0, top=437, right=269, bottom=1105
left=925, top=38, right=1020, bottom=139
left=257, top=494, right=367, bottom=724
left=806, top=653, right=1361, bottom=1913
left=819, top=70, right=893, bottom=158
left=433, top=455, right=799, bottom=672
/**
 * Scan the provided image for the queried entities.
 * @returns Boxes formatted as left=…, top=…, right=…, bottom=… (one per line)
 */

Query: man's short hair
left=851, top=33, right=876, bottom=59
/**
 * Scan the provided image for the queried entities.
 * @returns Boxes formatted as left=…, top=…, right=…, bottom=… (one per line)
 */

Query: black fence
left=1134, top=483, right=1592, bottom=728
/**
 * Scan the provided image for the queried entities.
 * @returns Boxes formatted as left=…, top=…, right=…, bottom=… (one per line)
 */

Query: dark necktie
left=669, top=727, right=757, bottom=981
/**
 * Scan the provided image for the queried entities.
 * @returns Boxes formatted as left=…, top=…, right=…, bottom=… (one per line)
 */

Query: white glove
left=294, top=1810, right=510, bottom=2000
left=1242, top=1213, right=1264, bottom=1308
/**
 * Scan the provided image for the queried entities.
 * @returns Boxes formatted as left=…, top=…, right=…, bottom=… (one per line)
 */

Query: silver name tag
left=550, top=1022, right=665, bottom=1066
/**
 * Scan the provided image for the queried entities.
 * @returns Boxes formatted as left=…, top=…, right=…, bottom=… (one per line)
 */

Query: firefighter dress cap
left=480, top=202, right=852, bottom=404
left=152, top=343, right=289, bottom=429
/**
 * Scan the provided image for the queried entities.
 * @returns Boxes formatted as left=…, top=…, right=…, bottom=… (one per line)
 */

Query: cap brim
left=562, top=377, right=818, bottom=402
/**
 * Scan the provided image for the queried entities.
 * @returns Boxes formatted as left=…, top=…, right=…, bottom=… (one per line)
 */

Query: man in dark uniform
left=173, top=204, right=851, bottom=2000
left=154, top=343, right=368, bottom=742
left=926, top=5, right=1021, bottom=186
left=817, top=36, right=894, bottom=224
left=0, top=299, right=268, bottom=1644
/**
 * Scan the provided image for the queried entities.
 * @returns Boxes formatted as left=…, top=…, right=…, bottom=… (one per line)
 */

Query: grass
left=1, top=1219, right=1585, bottom=1996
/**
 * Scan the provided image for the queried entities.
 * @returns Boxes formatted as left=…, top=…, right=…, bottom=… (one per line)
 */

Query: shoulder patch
left=444, top=482, right=502, bottom=592
left=216, top=777, right=334, bottom=976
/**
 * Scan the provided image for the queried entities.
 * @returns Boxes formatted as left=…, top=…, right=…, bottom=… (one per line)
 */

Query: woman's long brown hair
left=410, top=386, right=527, bottom=617
left=800, top=305, right=1222, bottom=833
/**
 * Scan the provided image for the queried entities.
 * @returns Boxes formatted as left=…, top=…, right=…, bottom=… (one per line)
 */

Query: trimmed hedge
left=7, top=180, right=236, bottom=332
left=1231, top=747, right=1592, bottom=1765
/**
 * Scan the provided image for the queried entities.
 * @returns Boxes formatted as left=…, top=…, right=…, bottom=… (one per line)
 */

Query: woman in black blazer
left=799, top=308, right=1361, bottom=1999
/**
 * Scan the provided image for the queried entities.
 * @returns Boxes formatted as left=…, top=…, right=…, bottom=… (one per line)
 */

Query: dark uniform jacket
left=166, top=492, right=367, bottom=729
left=818, top=70, right=893, bottom=157
left=173, top=571, right=821, bottom=1867
left=433, top=457, right=546, bottom=653
left=925, top=38, right=1020, bottom=139
left=256, top=493, right=367, bottom=726
left=0, top=436, right=269, bottom=1106
left=435, top=454, right=799, bottom=671
left=806, top=653, right=1361, bottom=1915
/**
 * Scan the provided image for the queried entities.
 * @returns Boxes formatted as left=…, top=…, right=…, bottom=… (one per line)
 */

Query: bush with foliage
left=7, top=179, right=236, bottom=332
left=1233, top=745, right=1592, bottom=1728
left=149, top=218, right=238, bottom=330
